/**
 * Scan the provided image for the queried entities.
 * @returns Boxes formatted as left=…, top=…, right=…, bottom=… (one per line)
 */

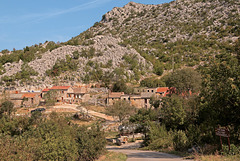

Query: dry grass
left=97, top=151, right=127, bottom=161
left=70, top=120, right=97, bottom=126
left=85, top=105, right=106, bottom=113
left=195, top=154, right=240, bottom=161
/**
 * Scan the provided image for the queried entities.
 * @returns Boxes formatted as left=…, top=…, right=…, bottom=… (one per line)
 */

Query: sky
left=0, top=0, right=172, bottom=51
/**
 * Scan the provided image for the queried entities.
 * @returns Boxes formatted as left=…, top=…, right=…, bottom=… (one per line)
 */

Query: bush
left=145, top=122, right=173, bottom=150
left=173, top=130, right=189, bottom=151
left=222, top=144, right=240, bottom=156
left=76, top=125, right=106, bottom=161
left=0, top=113, right=106, bottom=161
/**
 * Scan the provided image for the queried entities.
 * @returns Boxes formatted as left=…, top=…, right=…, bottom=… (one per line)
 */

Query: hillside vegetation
left=0, top=0, right=239, bottom=87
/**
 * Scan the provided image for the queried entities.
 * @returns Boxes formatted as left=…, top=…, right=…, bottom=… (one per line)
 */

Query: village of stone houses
left=2, top=83, right=170, bottom=123
left=0, top=0, right=239, bottom=160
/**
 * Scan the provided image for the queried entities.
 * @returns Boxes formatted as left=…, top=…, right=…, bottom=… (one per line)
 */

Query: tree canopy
left=165, top=68, right=201, bottom=96
left=106, top=100, right=136, bottom=123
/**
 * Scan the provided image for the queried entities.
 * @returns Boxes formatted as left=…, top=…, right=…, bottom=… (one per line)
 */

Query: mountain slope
left=0, top=0, right=239, bottom=88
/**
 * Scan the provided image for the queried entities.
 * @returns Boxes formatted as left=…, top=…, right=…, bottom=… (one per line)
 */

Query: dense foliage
left=0, top=111, right=106, bottom=161
left=130, top=52, right=239, bottom=153
left=106, top=100, right=136, bottom=123
left=46, top=55, right=78, bottom=77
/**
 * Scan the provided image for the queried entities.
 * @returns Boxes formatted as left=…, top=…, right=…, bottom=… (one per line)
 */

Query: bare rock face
left=91, top=35, right=149, bottom=68
left=27, top=35, right=151, bottom=77
left=28, top=45, right=79, bottom=76
left=1, top=59, right=23, bottom=77
left=1, top=0, right=239, bottom=88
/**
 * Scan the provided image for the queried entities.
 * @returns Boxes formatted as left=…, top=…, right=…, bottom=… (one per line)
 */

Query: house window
left=62, top=91, right=64, bottom=94
left=112, top=98, right=114, bottom=100
left=152, top=90, right=154, bottom=93
left=148, top=90, right=149, bottom=92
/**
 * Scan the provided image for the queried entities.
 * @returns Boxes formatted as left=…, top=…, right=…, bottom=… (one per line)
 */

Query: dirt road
left=107, top=143, right=192, bottom=161
left=52, top=104, right=114, bottom=121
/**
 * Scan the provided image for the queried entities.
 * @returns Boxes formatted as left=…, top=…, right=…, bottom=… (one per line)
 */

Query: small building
left=156, top=87, right=170, bottom=97
left=130, top=95, right=144, bottom=109
left=22, top=93, right=41, bottom=107
left=140, top=92, right=155, bottom=108
left=49, top=86, right=73, bottom=103
left=10, top=94, right=24, bottom=107
left=107, top=92, right=125, bottom=106
left=142, top=88, right=157, bottom=93
left=41, top=88, right=50, bottom=98
left=10, top=93, right=40, bottom=107
left=72, top=88, right=90, bottom=103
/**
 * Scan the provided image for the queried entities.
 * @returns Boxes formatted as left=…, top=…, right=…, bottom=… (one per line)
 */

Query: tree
left=199, top=53, right=240, bottom=139
left=76, top=125, right=106, bottom=161
left=0, top=101, right=14, bottom=117
left=149, top=96, right=161, bottom=109
left=112, top=80, right=133, bottom=94
left=160, top=96, right=187, bottom=130
left=140, top=77, right=166, bottom=88
left=165, top=68, right=201, bottom=96
left=106, top=100, right=136, bottom=123
left=72, top=50, right=80, bottom=59
left=43, top=90, right=58, bottom=106
left=129, top=108, right=159, bottom=134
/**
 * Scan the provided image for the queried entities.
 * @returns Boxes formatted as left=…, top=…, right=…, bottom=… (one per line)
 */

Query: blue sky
left=0, top=0, right=172, bottom=51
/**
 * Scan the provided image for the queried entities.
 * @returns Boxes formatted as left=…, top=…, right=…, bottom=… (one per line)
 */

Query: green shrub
left=145, top=122, right=173, bottom=150
left=222, top=144, right=240, bottom=156
left=173, top=130, right=189, bottom=151
left=76, top=125, right=106, bottom=161
left=0, top=113, right=106, bottom=161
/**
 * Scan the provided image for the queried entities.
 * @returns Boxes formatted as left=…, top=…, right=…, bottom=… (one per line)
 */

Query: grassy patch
left=195, top=154, right=240, bottom=161
left=105, top=131, right=119, bottom=138
left=97, top=151, right=127, bottom=161
left=84, top=105, right=106, bottom=113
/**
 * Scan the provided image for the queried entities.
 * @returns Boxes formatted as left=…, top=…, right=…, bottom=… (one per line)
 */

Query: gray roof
left=141, top=92, right=155, bottom=98
left=130, top=95, right=141, bottom=99
left=10, top=94, right=23, bottom=100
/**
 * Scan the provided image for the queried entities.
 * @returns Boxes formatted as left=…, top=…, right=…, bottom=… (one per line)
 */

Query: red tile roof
left=156, top=87, right=169, bottom=93
left=22, top=93, right=37, bottom=98
left=156, top=87, right=171, bottom=97
left=42, top=88, right=50, bottom=92
left=50, top=86, right=71, bottom=90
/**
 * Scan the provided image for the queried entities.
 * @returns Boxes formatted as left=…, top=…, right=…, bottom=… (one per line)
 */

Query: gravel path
left=107, top=142, right=192, bottom=161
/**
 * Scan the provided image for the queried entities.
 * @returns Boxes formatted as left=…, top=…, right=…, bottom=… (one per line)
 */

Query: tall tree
left=106, top=100, right=136, bottom=123
left=43, top=90, right=58, bottom=106
left=165, top=68, right=201, bottom=96
left=160, top=96, right=187, bottom=130
left=199, top=53, right=240, bottom=137
left=0, top=101, right=14, bottom=117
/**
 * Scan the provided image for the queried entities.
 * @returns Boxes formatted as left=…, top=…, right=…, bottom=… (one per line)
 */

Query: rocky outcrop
left=0, top=0, right=239, bottom=88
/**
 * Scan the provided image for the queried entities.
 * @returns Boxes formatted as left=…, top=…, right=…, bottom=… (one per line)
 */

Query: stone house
left=156, top=87, right=170, bottom=97
left=22, top=93, right=41, bottom=107
left=48, top=86, right=73, bottom=103
left=67, top=87, right=90, bottom=104
left=10, top=93, right=23, bottom=107
left=106, top=87, right=172, bottom=109
left=140, top=92, right=155, bottom=108
left=107, top=92, right=125, bottom=106
left=10, top=93, right=40, bottom=107
left=129, top=95, right=144, bottom=109
left=41, top=88, right=50, bottom=98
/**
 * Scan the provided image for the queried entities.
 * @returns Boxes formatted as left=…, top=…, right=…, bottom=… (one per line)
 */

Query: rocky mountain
left=0, top=0, right=239, bottom=88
